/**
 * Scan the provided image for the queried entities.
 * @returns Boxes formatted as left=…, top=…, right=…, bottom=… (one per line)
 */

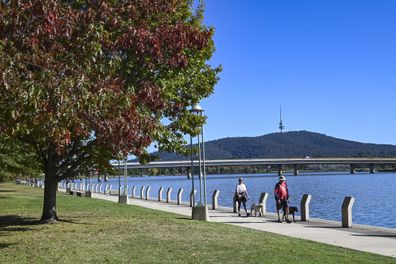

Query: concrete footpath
left=89, top=192, right=396, bottom=258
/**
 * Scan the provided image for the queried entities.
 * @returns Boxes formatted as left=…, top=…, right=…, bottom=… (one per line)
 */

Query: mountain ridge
left=154, top=131, right=396, bottom=161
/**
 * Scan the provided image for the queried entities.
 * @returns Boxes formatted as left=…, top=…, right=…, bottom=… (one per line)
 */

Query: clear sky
left=199, top=0, right=396, bottom=145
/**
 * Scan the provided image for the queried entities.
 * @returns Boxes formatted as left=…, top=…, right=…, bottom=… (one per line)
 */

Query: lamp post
left=124, top=158, right=128, bottom=195
left=190, top=103, right=209, bottom=221
left=118, top=159, right=121, bottom=200
left=190, top=134, right=195, bottom=206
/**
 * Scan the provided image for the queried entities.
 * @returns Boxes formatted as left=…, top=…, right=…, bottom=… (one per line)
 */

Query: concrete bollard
left=99, top=184, right=103, bottom=193
left=177, top=188, right=184, bottom=205
left=104, top=184, right=109, bottom=194
left=90, top=183, right=95, bottom=192
left=131, top=186, right=136, bottom=198
left=212, top=190, right=220, bottom=210
left=166, top=187, right=172, bottom=203
left=108, top=185, right=113, bottom=195
left=233, top=193, right=238, bottom=213
left=258, top=192, right=269, bottom=216
left=300, top=194, right=312, bottom=221
left=145, top=186, right=151, bottom=200
left=342, top=196, right=355, bottom=228
left=158, top=187, right=164, bottom=202
left=190, top=189, right=197, bottom=207
left=140, top=186, right=145, bottom=199
left=96, top=184, right=100, bottom=193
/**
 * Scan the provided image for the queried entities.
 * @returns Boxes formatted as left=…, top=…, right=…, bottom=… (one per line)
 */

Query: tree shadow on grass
left=0, top=189, right=16, bottom=193
left=0, top=215, right=39, bottom=228
left=57, top=218, right=92, bottom=225
left=0, top=214, right=94, bottom=229
left=175, top=217, right=192, bottom=221
left=0, top=242, right=16, bottom=249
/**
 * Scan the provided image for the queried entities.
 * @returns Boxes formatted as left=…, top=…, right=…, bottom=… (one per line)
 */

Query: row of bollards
left=232, top=192, right=355, bottom=228
left=59, top=182, right=115, bottom=195
left=58, top=182, right=355, bottom=227
left=131, top=186, right=221, bottom=210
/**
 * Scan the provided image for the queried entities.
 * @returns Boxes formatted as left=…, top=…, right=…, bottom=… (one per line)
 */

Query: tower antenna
left=279, top=104, right=285, bottom=133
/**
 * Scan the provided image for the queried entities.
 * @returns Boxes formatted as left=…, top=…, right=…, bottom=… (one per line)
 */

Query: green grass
left=0, top=183, right=395, bottom=264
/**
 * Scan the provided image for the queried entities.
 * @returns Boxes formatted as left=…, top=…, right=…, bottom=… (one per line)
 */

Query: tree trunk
left=40, top=171, right=59, bottom=223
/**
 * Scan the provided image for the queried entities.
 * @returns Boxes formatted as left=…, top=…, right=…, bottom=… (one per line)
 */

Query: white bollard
left=300, top=194, right=312, bottom=221
left=166, top=187, right=172, bottom=203
left=212, top=190, right=220, bottom=210
left=177, top=188, right=184, bottom=205
left=233, top=193, right=238, bottom=213
left=140, top=186, right=145, bottom=199
left=342, top=196, right=355, bottom=228
left=158, top=187, right=164, bottom=202
left=190, top=189, right=197, bottom=207
left=131, top=186, right=136, bottom=198
left=145, top=186, right=151, bottom=200
left=258, top=192, right=269, bottom=216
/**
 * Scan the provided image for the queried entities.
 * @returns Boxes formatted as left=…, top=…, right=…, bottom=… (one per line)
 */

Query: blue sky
left=199, top=0, right=396, bottom=145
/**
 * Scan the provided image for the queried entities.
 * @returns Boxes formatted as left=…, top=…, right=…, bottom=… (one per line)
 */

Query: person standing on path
left=274, top=175, right=291, bottom=223
left=235, top=177, right=250, bottom=217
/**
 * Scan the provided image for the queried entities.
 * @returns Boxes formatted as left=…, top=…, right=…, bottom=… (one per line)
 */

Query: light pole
left=124, top=158, right=128, bottom=195
left=118, top=159, right=121, bottom=200
left=190, top=103, right=209, bottom=221
left=190, top=134, right=195, bottom=206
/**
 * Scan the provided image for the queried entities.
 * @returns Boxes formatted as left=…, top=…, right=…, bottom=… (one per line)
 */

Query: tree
left=0, top=0, right=220, bottom=222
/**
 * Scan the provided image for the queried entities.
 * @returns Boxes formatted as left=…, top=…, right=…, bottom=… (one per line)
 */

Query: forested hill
left=155, top=131, right=396, bottom=160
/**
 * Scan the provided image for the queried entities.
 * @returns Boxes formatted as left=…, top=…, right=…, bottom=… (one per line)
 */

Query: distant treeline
left=124, top=164, right=396, bottom=177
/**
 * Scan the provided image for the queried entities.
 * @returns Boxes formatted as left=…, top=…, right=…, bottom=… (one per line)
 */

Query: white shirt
left=236, top=183, right=247, bottom=194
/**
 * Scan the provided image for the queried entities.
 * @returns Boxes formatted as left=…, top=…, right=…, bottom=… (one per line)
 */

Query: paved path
left=88, top=192, right=396, bottom=258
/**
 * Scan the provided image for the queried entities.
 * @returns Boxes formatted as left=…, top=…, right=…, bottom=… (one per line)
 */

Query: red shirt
left=274, top=181, right=288, bottom=200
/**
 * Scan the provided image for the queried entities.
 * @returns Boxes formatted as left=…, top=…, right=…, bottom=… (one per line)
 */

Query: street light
left=190, top=103, right=209, bottom=221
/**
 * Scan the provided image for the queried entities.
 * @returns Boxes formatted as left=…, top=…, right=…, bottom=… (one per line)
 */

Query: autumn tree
left=0, top=0, right=220, bottom=222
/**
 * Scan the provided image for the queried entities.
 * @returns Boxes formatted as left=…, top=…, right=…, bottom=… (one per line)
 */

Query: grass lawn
left=0, top=182, right=394, bottom=264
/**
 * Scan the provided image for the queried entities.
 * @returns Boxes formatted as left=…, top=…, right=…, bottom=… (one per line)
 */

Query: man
left=274, top=175, right=291, bottom=223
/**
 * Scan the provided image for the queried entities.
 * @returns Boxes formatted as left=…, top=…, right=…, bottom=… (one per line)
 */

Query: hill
left=155, top=131, right=396, bottom=160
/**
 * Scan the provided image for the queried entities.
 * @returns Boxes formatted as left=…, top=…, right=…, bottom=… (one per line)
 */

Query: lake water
left=83, top=172, right=396, bottom=229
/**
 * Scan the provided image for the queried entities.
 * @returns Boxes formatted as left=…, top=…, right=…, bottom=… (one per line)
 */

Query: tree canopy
left=0, top=134, right=41, bottom=182
left=0, top=0, right=220, bottom=221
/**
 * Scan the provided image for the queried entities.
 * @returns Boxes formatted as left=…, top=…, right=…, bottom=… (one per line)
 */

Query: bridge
left=114, top=158, right=396, bottom=175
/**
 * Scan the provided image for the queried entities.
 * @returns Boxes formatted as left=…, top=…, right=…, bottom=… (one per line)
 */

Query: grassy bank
left=0, top=183, right=394, bottom=264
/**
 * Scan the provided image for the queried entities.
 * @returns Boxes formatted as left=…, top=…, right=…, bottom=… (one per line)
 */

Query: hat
left=279, top=175, right=286, bottom=181
left=238, top=177, right=243, bottom=182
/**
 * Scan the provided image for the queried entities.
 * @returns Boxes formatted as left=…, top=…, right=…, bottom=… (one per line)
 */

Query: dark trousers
left=237, top=197, right=247, bottom=213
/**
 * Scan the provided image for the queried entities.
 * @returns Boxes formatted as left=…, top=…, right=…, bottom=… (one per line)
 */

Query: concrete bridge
left=115, top=158, right=396, bottom=175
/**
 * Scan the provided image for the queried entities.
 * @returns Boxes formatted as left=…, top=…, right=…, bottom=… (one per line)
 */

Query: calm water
left=82, top=172, right=396, bottom=229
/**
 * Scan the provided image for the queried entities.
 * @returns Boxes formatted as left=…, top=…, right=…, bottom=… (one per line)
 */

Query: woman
left=235, top=177, right=250, bottom=217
